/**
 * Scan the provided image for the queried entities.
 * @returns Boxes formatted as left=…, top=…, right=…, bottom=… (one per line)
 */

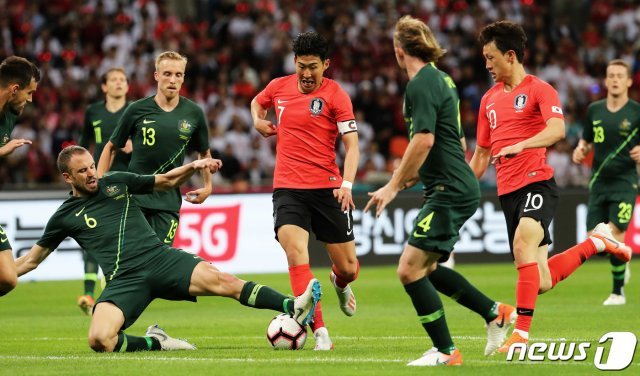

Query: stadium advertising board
left=2, top=191, right=638, bottom=281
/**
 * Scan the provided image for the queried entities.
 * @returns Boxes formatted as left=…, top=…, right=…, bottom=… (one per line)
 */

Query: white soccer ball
left=266, top=313, right=307, bottom=350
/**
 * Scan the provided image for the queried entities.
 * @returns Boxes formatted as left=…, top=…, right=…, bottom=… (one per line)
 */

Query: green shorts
left=408, top=199, right=478, bottom=262
left=587, top=191, right=637, bottom=231
left=96, top=247, right=203, bottom=330
left=0, top=225, right=11, bottom=251
left=142, top=209, right=180, bottom=246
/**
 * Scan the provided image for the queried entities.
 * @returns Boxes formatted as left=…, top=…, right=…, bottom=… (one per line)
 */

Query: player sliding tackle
left=15, top=145, right=321, bottom=352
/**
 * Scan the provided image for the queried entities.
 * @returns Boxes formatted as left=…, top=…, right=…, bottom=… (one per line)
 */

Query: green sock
left=429, top=265, right=496, bottom=322
left=610, top=255, right=626, bottom=295
left=113, top=332, right=161, bottom=352
left=84, top=251, right=99, bottom=296
left=404, top=276, right=455, bottom=354
left=239, top=281, right=293, bottom=313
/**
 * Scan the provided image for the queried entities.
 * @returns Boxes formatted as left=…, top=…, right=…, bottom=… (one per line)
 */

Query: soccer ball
left=266, top=313, right=307, bottom=350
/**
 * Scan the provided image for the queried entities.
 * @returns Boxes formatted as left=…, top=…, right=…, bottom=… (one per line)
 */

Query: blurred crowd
left=1, top=0, right=640, bottom=192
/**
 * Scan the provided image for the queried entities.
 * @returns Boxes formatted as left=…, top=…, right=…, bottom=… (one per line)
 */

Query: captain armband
left=337, top=119, right=358, bottom=135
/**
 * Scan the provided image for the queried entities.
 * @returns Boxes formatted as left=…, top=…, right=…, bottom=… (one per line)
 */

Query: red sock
left=289, top=264, right=324, bottom=331
left=331, top=261, right=360, bottom=288
left=515, top=262, right=539, bottom=333
left=548, top=239, right=597, bottom=288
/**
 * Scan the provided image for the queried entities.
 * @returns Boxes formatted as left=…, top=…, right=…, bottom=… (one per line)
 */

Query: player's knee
left=88, top=328, right=118, bottom=352
left=0, top=275, right=17, bottom=296
left=333, top=262, right=358, bottom=282
left=88, top=333, right=112, bottom=352
left=396, top=264, right=416, bottom=285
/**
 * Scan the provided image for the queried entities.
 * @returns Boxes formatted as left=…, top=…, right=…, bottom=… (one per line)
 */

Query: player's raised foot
left=330, top=271, right=356, bottom=316
left=603, top=293, right=626, bottom=306
left=407, top=348, right=462, bottom=366
left=313, top=327, right=334, bottom=350
left=485, top=302, right=517, bottom=355
left=145, top=325, right=196, bottom=350
left=497, top=332, right=528, bottom=353
left=77, top=295, right=95, bottom=316
left=293, top=278, right=321, bottom=326
left=590, top=223, right=632, bottom=262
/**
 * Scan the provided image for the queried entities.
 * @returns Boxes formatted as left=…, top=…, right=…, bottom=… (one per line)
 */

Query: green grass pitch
left=0, top=259, right=638, bottom=375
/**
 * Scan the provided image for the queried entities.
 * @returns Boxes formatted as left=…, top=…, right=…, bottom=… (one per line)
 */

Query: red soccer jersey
left=477, top=75, right=564, bottom=196
left=255, top=75, right=356, bottom=189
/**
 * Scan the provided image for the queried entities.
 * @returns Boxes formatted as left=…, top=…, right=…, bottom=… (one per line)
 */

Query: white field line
left=0, top=354, right=605, bottom=366
left=12, top=335, right=598, bottom=342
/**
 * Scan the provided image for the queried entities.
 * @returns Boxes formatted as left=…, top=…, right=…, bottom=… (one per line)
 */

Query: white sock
left=589, top=237, right=606, bottom=253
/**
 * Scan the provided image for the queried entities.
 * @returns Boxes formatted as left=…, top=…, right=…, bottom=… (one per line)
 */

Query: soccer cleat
left=590, top=223, right=632, bottom=262
left=293, top=278, right=321, bottom=326
left=313, top=327, right=334, bottom=350
left=485, top=302, right=517, bottom=355
left=407, top=348, right=463, bottom=366
left=145, top=324, right=196, bottom=350
left=497, top=332, right=528, bottom=353
left=603, top=293, right=626, bottom=306
left=77, top=295, right=95, bottom=316
left=330, top=271, right=356, bottom=316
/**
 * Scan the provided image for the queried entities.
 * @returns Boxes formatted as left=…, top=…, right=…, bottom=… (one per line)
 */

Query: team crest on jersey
left=620, top=118, right=631, bottom=136
left=513, top=94, right=527, bottom=111
left=178, top=120, right=192, bottom=133
left=105, top=185, right=120, bottom=197
left=309, top=98, right=324, bottom=116
left=1, top=135, right=7, bottom=146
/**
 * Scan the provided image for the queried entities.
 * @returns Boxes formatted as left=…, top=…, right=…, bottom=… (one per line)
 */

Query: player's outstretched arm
left=492, top=118, right=565, bottom=163
left=469, top=145, right=491, bottom=178
left=251, top=97, right=277, bottom=138
left=15, top=244, right=53, bottom=276
left=96, top=141, right=117, bottom=178
left=365, top=132, right=433, bottom=217
left=154, top=158, right=222, bottom=192
left=334, top=132, right=359, bottom=211
left=0, top=139, right=32, bottom=157
left=185, top=149, right=214, bottom=204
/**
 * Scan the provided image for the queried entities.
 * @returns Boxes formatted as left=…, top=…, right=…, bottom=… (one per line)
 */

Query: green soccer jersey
left=79, top=100, right=131, bottom=171
left=110, top=96, right=209, bottom=212
left=403, top=63, right=479, bottom=202
left=583, top=99, right=640, bottom=193
left=0, top=110, right=19, bottom=148
left=36, top=172, right=163, bottom=281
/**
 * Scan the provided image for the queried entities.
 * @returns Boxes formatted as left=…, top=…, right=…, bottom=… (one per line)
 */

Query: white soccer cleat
left=603, top=293, right=626, bottom=306
left=590, top=223, right=632, bottom=262
left=484, top=302, right=517, bottom=355
left=407, top=348, right=463, bottom=366
left=330, top=271, right=356, bottom=316
left=293, top=278, right=321, bottom=326
left=313, top=327, right=334, bottom=350
left=145, top=324, right=196, bottom=350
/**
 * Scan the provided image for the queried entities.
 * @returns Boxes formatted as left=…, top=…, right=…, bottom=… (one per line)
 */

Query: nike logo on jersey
left=523, top=207, right=539, bottom=213
left=277, top=99, right=288, bottom=104
left=0, top=237, right=7, bottom=243
left=92, top=120, right=102, bottom=126
left=347, top=229, right=353, bottom=236
left=75, top=207, right=86, bottom=216
left=413, top=231, right=427, bottom=238
left=486, top=102, right=495, bottom=109
left=143, top=119, right=156, bottom=124
left=592, top=120, right=602, bottom=125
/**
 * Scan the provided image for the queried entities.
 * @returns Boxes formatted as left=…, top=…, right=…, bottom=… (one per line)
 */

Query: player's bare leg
left=326, top=241, right=358, bottom=316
